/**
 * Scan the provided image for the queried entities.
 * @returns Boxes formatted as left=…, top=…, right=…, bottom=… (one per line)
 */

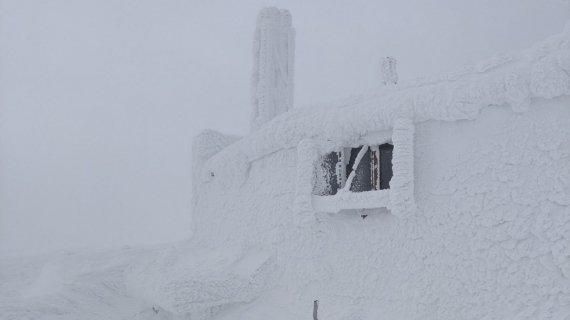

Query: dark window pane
left=371, top=148, right=379, bottom=190
left=348, top=146, right=372, bottom=192
left=379, top=143, right=394, bottom=190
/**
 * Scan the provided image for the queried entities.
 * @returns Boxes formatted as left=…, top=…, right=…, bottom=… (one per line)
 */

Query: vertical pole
left=313, top=300, right=319, bottom=320
left=371, top=145, right=380, bottom=190
left=336, top=150, right=345, bottom=188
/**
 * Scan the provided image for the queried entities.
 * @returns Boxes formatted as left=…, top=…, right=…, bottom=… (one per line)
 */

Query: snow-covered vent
left=250, top=7, right=295, bottom=131
left=380, top=56, right=398, bottom=85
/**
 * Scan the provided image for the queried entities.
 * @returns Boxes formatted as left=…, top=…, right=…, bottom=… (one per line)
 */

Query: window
left=297, top=119, right=414, bottom=215
left=315, top=143, right=394, bottom=196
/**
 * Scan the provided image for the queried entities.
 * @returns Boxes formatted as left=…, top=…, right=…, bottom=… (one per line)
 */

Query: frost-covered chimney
left=380, top=56, right=398, bottom=85
left=250, top=7, right=295, bottom=131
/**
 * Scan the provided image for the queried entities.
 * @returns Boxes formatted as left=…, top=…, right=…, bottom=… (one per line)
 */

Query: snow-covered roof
left=201, top=22, right=570, bottom=171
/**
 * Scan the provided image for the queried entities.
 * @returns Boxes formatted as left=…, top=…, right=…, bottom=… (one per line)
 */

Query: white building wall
left=192, top=97, right=569, bottom=319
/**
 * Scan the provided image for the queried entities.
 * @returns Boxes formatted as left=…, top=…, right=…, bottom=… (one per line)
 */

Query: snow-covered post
left=389, top=118, right=415, bottom=217
left=295, top=139, right=319, bottom=215
left=380, top=56, right=398, bottom=85
left=313, top=300, right=319, bottom=320
left=250, top=7, right=295, bottom=131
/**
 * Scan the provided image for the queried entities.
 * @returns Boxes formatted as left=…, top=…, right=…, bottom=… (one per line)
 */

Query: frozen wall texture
left=191, top=129, right=241, bottom=205
left=184, top=23, right=570, bottom=319
left=187, top=98, right=570, bottom=320
left=250, top=7, right=295, bottom=131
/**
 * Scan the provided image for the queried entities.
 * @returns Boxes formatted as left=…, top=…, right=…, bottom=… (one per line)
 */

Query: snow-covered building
left=185, top=7, right=570, bottom=319
left=2, top=7, right=569, bottom=320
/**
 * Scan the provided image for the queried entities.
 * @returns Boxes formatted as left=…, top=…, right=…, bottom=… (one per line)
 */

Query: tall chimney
left=250, top=7, right=295, bottom=131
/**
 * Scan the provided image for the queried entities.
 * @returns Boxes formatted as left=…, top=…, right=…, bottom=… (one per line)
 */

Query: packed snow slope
left=1, top=23, right=569, bottom=320
left=0, top=245, right=180, bottom=320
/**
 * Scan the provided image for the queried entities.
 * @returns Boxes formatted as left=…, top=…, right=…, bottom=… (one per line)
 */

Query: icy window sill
left=312, top=190, right=390, bottom=213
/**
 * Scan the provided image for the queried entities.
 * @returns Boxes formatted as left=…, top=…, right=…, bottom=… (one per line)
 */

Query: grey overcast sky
left=1, top=0, right=568, bottom=256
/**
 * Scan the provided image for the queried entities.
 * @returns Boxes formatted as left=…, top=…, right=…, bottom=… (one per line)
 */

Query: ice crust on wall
left=185, top=22, right=570, bottom=319
left=250, top=7, right=295, bottom=131
left=201, top=21, right=570, bottom=185
left=191, top=129, right=241, bottom=204
left=186, top=98, right=570, bottom=320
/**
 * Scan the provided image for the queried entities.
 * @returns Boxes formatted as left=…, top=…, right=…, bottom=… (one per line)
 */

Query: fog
left=0, top=0, right=567, bottom=256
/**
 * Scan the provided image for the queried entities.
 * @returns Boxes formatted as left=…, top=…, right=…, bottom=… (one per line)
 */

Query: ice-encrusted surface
left=191, top=129, right=241, bottom=204
left=1, top=22, right=569, bottom=320
left=125, top=244, right=277, bottom=318
left=203, top=21, right=570, bottom=175
left=250, top=7, right=295, bottom=131
left=187, top=23, right=570, bottom=319
left=190, top=97, right=570, bottom=320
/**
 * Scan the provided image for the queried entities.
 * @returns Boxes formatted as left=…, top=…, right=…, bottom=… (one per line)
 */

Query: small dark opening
left=379, top=143, right=393, bottom=190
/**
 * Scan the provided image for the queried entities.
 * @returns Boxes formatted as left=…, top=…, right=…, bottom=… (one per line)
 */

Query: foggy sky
left=1, top=0, right=568, bottom=256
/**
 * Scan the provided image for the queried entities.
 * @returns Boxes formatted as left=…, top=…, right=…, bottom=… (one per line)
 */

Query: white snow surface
left=0, top=246, right=175, bottom=320
left=2, top=22, right=570, bottom=320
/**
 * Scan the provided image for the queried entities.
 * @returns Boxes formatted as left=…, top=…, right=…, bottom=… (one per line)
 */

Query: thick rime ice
left=191, top=129, right=241, bottom=204
left=126, top=245, right=278, bottom=318
left=250, top=7, right=295, bottom=131
left=203, top=22, right=570, bottom=186
left=389, top=118, right=415, bottom=217
left=186, top=20, right=570, bottom=319
left=3, top=14, right=570, bottom=320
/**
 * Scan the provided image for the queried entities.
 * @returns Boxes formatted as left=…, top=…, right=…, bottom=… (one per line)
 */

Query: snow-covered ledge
left=295, top=118, right=415, bottom=217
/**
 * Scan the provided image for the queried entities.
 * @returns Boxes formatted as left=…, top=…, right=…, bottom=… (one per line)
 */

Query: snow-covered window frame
left=295, top=118, right=415, bottom=218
